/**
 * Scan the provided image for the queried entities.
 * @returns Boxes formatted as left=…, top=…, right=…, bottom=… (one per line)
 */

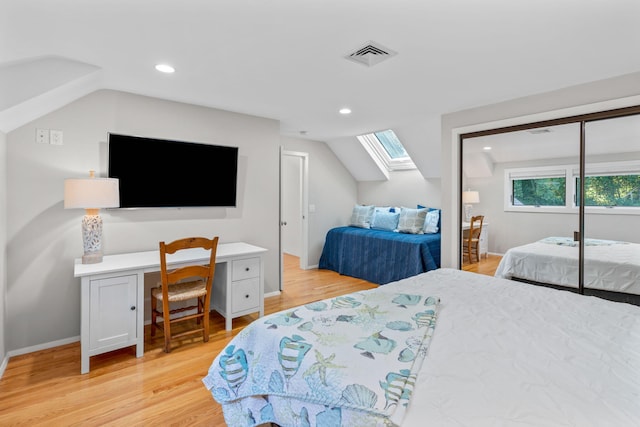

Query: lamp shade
left=462, top=190, right=480, bottom=204
left=64, top=174, right=120, bottom=209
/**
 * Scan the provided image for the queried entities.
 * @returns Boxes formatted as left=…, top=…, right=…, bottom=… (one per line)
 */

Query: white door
left=280, top=150, right=309, bottom=291
left=282, top=155, right=302, bottom=256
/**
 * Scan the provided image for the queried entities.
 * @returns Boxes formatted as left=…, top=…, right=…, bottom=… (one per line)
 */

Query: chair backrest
left=159, top=236, right=219, bottom=297
left=468, top=215, right=484, bottom=241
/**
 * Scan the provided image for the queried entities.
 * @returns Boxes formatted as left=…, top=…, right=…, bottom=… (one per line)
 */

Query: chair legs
left=463, top=242, right=481, bottom=263
left=151, top=291, right=157, bottom=337
left=150, top=293, right=210, bottom=353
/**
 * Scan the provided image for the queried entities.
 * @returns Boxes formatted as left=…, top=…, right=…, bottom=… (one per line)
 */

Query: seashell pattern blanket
left=202, top=287, right=439, bottom=427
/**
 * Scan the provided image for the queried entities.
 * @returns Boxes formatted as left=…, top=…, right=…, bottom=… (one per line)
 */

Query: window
left=357, top=129, right=416, bottom=171
left=505, top=161, right=640, bottom=214
left=577, top=174, right=640, bottom=207
left=513, top=177, right=566, bottom=207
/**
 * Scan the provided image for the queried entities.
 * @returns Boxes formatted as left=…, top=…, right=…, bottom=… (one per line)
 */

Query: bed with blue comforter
left=318, top=226, right=441, bottom=285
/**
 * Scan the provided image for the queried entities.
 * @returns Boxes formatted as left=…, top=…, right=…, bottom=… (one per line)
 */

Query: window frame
left=504, top=160, right=640, bottom=215
left=357, top=130, right=416, bottom=172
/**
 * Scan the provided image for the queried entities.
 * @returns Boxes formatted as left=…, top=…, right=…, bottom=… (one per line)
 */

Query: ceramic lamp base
left=81, top=213, right=104, bottom=264
left=82, top=252, right=103, bottom=264
left=464, top=204, right=473, bottom=222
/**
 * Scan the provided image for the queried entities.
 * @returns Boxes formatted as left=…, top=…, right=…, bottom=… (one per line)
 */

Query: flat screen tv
left=108, top=133, right=238, bottom=208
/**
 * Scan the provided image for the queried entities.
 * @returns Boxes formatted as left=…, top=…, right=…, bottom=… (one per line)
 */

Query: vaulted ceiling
left=2, top=0, right=640, bottom=180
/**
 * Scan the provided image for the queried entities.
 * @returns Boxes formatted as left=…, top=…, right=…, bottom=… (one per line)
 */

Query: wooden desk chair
left=151, top=236, right=219, bottom=353
left=463, top=215, right=484, bottom=263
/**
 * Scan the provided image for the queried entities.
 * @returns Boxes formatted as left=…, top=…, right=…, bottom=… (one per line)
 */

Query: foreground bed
left=495, top=237, right=640, bottom=299
left=203, top=268, right=640, bottom=426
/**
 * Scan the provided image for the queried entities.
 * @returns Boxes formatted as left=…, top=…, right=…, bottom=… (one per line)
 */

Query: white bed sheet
left=209, top=268, right=640, bottom=426
left=494, top=238, right=640, bottom=294
left=397, top=269, right=640, bottom=427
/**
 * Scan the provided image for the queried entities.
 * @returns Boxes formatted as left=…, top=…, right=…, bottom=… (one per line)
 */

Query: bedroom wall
left=280, top=136, right=358, bottom=266
left=465, top=152, right=640, bottom=254
left=0, top=130, right=6, bottom=372
left=358, top=170, right=441, bottom=210
left=441, top=71, right=640, bottom=267
left=5, top=89, right=281, bottom=353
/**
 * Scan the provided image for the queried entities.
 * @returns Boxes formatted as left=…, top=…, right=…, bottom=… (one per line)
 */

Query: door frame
left=279, top=148, right=309, bottom=291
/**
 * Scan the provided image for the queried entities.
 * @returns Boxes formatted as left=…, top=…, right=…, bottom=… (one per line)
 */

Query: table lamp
left=64, top=170, right=120, bottom=264
left=462, top=189, right=480, bottom=222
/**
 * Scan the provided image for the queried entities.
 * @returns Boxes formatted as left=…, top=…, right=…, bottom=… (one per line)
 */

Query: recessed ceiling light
left=155, top=64, right=175, bottom=73
left=483, top=146, right=492, bottom=151
left=339, top=108, right=352, bottom=115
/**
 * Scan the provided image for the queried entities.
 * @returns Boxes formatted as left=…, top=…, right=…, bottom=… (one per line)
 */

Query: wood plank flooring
left=462, top=253, right=502, bottom=276
left=0, top=254, right=377, bottom=426
left=0, top=254, right=500, bottom=426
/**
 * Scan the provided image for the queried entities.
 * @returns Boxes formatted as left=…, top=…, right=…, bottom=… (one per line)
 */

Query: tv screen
left=108, top=133, right=238, bottom=208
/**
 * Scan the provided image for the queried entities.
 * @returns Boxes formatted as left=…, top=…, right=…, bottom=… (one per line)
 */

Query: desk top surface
left=462, top=221, right=489, bottom=229
left=74, top=241, right=267, bottom=278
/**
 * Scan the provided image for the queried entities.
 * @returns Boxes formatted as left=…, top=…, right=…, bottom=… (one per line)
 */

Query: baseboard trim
left=7, top=336, right=80, bottom=359
left=0, top=353, right=8, bottom=380
left=264, top=290, right=281, bottom=298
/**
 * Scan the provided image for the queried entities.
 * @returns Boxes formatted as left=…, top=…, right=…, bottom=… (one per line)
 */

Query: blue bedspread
left=318, top=226, right=441, bottom=285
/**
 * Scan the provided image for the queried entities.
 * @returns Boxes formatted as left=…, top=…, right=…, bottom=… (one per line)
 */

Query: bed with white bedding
left=494, top=236, right=640, bottom=296
left=203, top=268, right=640, bottom=426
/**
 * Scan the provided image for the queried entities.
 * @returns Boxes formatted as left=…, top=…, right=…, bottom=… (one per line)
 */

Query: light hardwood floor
left=0, top=254, right=500, bottom=426
left=462, top=253, right=502, bottom=276
left=0, top=254, right=377, bottom=426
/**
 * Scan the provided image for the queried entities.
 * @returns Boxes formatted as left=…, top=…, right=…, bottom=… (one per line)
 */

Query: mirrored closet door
left=461, top=123, right=580, bottom=286
left=583, top=114, right=640, bottom=303
left=460, top=106, right=640, bottom=304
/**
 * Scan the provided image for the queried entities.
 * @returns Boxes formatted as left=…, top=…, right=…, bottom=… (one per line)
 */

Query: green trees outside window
left=578, top=175, right=640, bottom=207
left=513, top=177, right=566, bottom=206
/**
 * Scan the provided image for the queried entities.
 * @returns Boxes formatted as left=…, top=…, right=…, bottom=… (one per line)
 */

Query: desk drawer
left=232, top=257, right=260, bottom=281
left=232, top=278, right=260, bottom=313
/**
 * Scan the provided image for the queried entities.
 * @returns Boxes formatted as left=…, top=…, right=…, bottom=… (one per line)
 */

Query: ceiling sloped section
left=394, top=115, right=441, bottom=179
left=0, top=56, right=101, bottom=133
left=326, top=117, right=442, bottom=182
left=326, top=136, right=389, bottom=182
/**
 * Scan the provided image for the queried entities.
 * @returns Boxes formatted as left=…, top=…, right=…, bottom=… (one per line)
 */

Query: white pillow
left=349, top=205, right=375, bottom=228
left=423, top=209, right=440, bottom=234
left=397, top=207, right=427, bottom=234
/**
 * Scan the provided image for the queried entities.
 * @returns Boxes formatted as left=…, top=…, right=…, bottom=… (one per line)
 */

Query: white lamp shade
left=64, top=177, right=120, bottom=209
left=462, top=190, right=480, bottom=204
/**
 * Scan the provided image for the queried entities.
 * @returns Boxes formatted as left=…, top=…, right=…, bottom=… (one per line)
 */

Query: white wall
left=280, top=136, right=358, bottom=266
left=0, top=130, right=6, bottom=372
left=358, top=169, right=441, bottom=209
left=5, top=89, right=281, bottom=352
left=441, top=71, right=640, bottom=268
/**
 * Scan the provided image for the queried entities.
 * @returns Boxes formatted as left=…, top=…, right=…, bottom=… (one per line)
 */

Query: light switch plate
left=50, top=130, right=63, bottom=145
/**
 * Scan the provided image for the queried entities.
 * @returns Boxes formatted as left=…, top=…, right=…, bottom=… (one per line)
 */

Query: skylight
left=357, top=129, right=416, bottom=171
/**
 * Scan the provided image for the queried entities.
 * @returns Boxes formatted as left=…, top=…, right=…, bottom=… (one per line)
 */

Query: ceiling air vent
left=528, top=128, right=552, bottom=135
left=345, top=41, right=397, bottom=67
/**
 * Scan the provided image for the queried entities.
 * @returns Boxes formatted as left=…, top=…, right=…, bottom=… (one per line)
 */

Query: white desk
left=462, top=221, right=489, bottom=258
left=74, top=241, right=267, bottom=374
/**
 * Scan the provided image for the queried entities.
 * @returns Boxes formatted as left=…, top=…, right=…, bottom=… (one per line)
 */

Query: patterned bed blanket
left=202, top=287, right=439, bottom=427
left=540, top=236, right=629, bottom=247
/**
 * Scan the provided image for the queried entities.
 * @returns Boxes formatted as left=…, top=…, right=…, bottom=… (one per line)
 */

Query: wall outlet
left=36, top=128, right=49, bottom=144
left=50, top=130, right=63, bottom=145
